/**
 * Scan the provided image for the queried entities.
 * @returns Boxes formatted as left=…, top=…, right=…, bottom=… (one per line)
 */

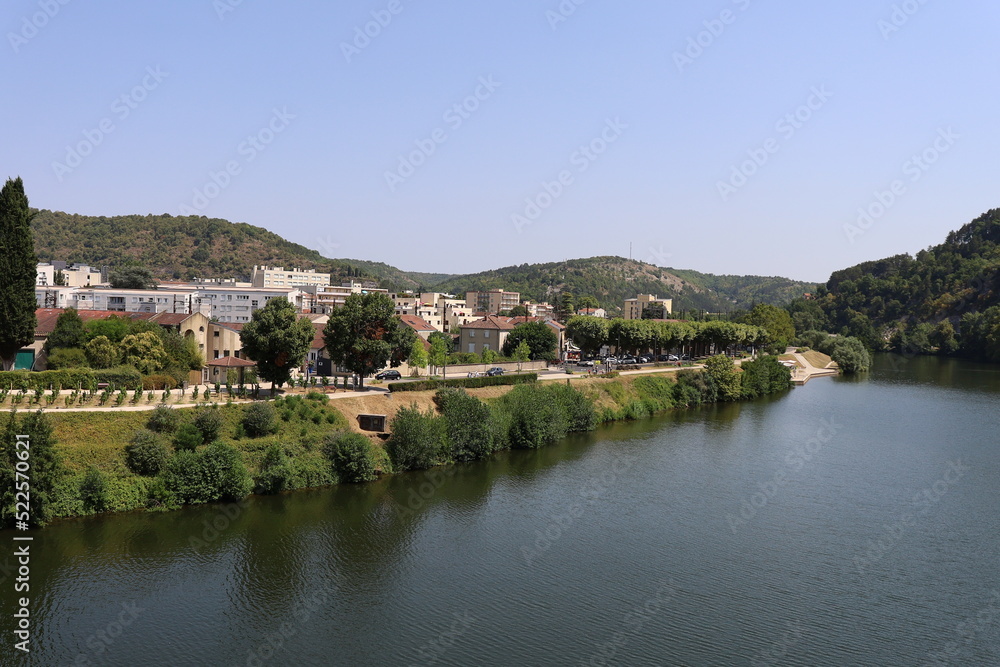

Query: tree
left=323, top=293, right=416, bottom=389
left=84, top=335, right=121, bottom=368
left=46, top=348, right=89, bottom=369
left=109, top=266, right=157, bottom=290
left=739, top=304, right=795, bottom=352
left=407, top=338, right=428, bottom=377
left=44, top=307, right=87, bottom=352
left=482, top=348, right=499, bottom=365
left=240, top=298, right=314, bottom=389
left=513, top=340, right=531, bottom=371
left=428, top=336, right=449, bottom=377
left=1, top=410, right=65, bottom=527
left=558, top=292, right=575, bottom=319
left=704, top=354, right=741, bottom=402
left=577, top=295, right=599, bottom=310
left=502, top=321, right=557, bottom=361
left=830, top=336, right=871, bottom=374
left=508, top=304, right=528, bottom=318
left=54, top=269, right=67, bottom=286
left=566, top=315, right=609, bottom=357
left=0, top=177, right=38, bottom=371
left=119, top=332, right=168, bottom=374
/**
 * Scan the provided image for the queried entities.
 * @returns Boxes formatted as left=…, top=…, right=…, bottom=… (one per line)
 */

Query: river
left=2, top=355, right=999, bottom=666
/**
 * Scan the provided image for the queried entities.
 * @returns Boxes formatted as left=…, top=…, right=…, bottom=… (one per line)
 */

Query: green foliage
left=829, top=337, right=871, bottom=374
left=389, top=373, right=537, bottom=392
left=255, top=443, right=296, bottom=494
left=79, top=467, right=108, bottom=513
left=119, top=332, right=169, bottom=374
left=323, top=431, right=379, bottom=483
left=323, top=292, right=417, bottom=388
left=172, top=423, right=204, bottom=452
left=240, top=297, right=316, bottom=389
left=0, top=410, right=65, bottom=527
left=84, top=335, right=121, bottom=368
left=545, top=383, right=598, bottom=432
left=44, top=308, right=87, bottom=352
left=481, top=348, right=499, bottom=365
left=958, top=307, right=1000, bottom=362
left=46, top=347, right=89, bottom=369
left=737, top=304, right=796, bottom=352
left=125, top=429, right=169, bottom=476
left=193, top=407, right=223, bottom=443
left=566, top=315, right=610, bottom=357
left=502, top=321, right=557, bottom=360
left=0, top=178, right=38, bottom=371
left=434, top=388, right=498, bottom=461
left=740, top=355, right=792, bottom=399
left=162, top=442, right=252, bottom=505
left=407, top=338, right=428, bottom=375
left=704, top=355, right=741, bottom=402
left=93, top=366, right=143, bottom=389
left=147, top=404, right=179, bottom=433
left=242, top=402, right=277, bottom=437
left=386, top=404, right=444, bottom=471
left=498, top=384, right=569, bottom=449
left=108, top=266, right=158, bottom=289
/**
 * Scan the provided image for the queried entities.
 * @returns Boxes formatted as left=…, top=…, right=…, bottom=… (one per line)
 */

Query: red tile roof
left=207, top=356, right=256, bottom=368
left=462, top=315, right=518, bottom=331
left=34, top=309, right=155, bottom=336
left=399, top=315, right=436, bottom=331
left=310, top=323, right=326, bottom=350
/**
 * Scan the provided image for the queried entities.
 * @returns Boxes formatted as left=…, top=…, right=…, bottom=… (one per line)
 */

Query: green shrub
left=389, top=373, right=537, bottom=392
left=499, top=384, right=568, bottom=449
left=673, top=370, right=711, bottom=406
left=142, top=374, right=178, bottom=390
left=193, top=408, right=223, bottom=443
left=545, top=384, right=597, bottom=432
left=173, top=424, right=203, bottom=452
left=93, top=366, right=143, bottom=390
left=324, top=431, right=379, bottom=483
left=162, top=442, right=252, bottom=505
left=79, top=467, right=108, bottom=513
left=125, top=429, right=170, bottom=476
left=434, top=388, right=498, bottom=462
left=386, top=404, right=444, bottom=471
left=740, top=355, right=792, bottom=399
left=242, top=402, right=276, bottom=437
left=146, top=404, right=179, bottom=433
left=829, top=337, right=871, bottom=375
left=46, top=347, right=89, bottom=370
left=255, top=444, right=295, bottom=494
left=305, top=391, right=328, bottom=404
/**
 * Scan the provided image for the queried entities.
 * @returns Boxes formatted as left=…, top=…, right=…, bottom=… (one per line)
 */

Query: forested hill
left=29, top=210, right=430, bottom=289
left=788, top=208, right=1000, bottom=357
left=427, top=256, right=815, bottom=314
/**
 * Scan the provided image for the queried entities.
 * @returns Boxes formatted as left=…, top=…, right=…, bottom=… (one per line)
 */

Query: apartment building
left=306, top=281, right=389, bottom=314
left=623, top=294, right=673, bottom=320
left=251, top=265, right=330, bottom=288
left=458, top=316, right=518, bottom=356
left=465, top=289, right=521, bottom=316
left=36, top=262, right=104, bottom=287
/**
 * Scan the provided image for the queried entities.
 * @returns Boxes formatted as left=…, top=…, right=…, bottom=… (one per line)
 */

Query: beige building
left=623, top=294, right=673, bottom=320
left=465, top=289, right=521, bottom=316
left=251, top=265, right=330, bottom=288
left=458, top=316, right=517, bottom=356
left=308, top=281, right=389, bottom=314
left=36, top=263, right=104, bottom=287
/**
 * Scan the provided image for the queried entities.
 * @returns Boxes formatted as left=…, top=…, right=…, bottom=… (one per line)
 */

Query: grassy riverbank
left=3, top=356, right=792, bottom=524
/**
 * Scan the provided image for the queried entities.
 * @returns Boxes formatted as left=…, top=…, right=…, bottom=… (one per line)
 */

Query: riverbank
left=7, top=357, right=797, bottom=524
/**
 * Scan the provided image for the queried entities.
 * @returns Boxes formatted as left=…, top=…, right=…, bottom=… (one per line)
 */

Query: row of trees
left=565, top=315, right=774, bottom=358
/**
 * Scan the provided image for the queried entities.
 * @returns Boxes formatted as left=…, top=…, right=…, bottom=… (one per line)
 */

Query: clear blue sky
left=3, top=1, right=998, bottom=283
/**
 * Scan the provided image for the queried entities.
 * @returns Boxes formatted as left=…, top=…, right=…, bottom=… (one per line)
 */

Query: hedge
left=387, top=373, right=538, bottom=392
left=0, top=367, right=145, bottom=392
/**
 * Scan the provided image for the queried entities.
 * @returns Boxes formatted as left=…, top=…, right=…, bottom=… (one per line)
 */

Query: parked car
left=486, top=367, right=505, bottom=376
left=375, top=370, right=401, bottom=380
left=620, top=356, right=637, bottom=364
left=638, top=356, right=652, bottom=363
left=667, top=354, right=679, bottom=361
left=680, top=354, right=691, bottom=361
left=578, top=360, right=595, bottom=367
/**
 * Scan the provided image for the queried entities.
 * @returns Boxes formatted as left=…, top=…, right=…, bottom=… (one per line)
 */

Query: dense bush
left=193, top=408, right=223, bottom=444
left=0, top=368, right=97, bottom=391
left=829, top=337, right=871, bottom=375
left=79, top=468, right=108, bottom=513
left=434, top=388, right=498, bottom=462
left=172, top=424, right=204, bottom=451
left=92, top=367, right=143, bottom=389
left=323, top=431, right=379, bottom=483
left=672, top=370, right=712, bottom=406
left=146, top=404, right=179, bottom=433
left=386, top=405, right=444, bottom=471
left=545, top=383, right=598, bottom=432
left=740, top=355, right=792, bottom=399
left=704, top=355, right=741, bottom=402
left=498, top=384, right=568, bottom=449
left=125, top=429, right=170, bottom=476
left=162, top=442, right=252, bottom=505
left=242, top=402, right=277, bottom=437
left=255, top=444, right=296, bottom=494
left=142, top=374, right=178, bottom=390
left=0, top=410, right=65, bottom=527
left=46, top=347, right=89, bottom=370
left=389, top=373, right=537, bottom=392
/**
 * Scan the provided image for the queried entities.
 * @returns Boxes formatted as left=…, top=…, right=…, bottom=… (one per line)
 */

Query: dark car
left=375, top=370, right=401, bottom=380
left=486, top=367, right=505, bottom=376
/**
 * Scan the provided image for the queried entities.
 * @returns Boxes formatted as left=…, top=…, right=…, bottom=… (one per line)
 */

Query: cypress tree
left=0, top=177, right=38, bottom=371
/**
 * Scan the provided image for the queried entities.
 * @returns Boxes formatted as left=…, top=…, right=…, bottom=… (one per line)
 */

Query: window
left=483, top=330, right=490, bottom=338
left=214, top=331, right=220, bottom=337
left=468, top=330, right=475, bottom=337
left=483, top=343, right=490, bottom=351
left=468, top=343, right=475, bottom=354
left=223, top=350, right=229, bottom=357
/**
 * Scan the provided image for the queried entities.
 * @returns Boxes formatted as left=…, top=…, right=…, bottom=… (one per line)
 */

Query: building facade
left=251, top=265, right=331, bottom=289
left=623, top=294, right=673, bottom=320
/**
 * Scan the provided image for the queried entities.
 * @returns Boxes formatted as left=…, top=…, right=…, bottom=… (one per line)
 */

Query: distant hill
left=789, top=208, right=1000, bottom=357
left=30, top=210, right=813, bottom=312
left=426, top=256, right=815, bottom=314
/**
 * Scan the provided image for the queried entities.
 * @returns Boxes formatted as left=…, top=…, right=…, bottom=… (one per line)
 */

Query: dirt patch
left=801, top=350, right=834, bottom=369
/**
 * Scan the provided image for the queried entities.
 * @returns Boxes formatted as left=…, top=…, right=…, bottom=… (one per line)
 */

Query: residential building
left=458, top=316, right=518, bottom=356
left=36, top=262, right=104, bottom=287
left=465, top=289, right=521, bottom=316
left=623, top=294, right=673, bottom=320
left=251, top=265, right=330, bottom=288
left=525, top=301, right=556, bottom=318
left=307, top=281, right=389, bottom=314
left=577, top=307, right=607, bottom=318
left=399, top=315, right=437, bottom=341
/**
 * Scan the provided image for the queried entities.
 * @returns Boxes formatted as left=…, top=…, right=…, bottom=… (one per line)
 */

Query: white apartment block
left=36, top=263, right=104, bottom=288
left=306, top=281, right=389, bottom=314
left=251, top=265, right=331, bottom=288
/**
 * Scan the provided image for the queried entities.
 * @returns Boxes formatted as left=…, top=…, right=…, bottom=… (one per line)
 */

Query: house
left=458, top=316, right=518, bottom=356
left=399, top=315, right=437, bottom=341
left=577, top=307, right=607, bottom=318
left=27, top=308, right=157, bottom=370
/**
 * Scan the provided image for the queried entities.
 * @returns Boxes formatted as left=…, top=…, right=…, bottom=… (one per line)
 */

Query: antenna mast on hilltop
left=629, top=242, right=632, bottom=261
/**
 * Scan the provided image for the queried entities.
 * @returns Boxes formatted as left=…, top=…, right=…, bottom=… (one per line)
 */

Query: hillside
left=30, top=210, right=428, bottom=289
left=427, top=256, right=815, bottom=314
left=31, top=210, right=812, bottom=312
left=788, top=208, right=1000, bottom=358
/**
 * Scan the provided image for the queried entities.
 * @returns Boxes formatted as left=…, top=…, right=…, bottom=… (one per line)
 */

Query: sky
left=2, top=1, right=999, bottom=284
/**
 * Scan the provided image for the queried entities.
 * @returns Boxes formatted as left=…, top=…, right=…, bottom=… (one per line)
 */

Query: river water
left=2, top=355, right=999, bottom=666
